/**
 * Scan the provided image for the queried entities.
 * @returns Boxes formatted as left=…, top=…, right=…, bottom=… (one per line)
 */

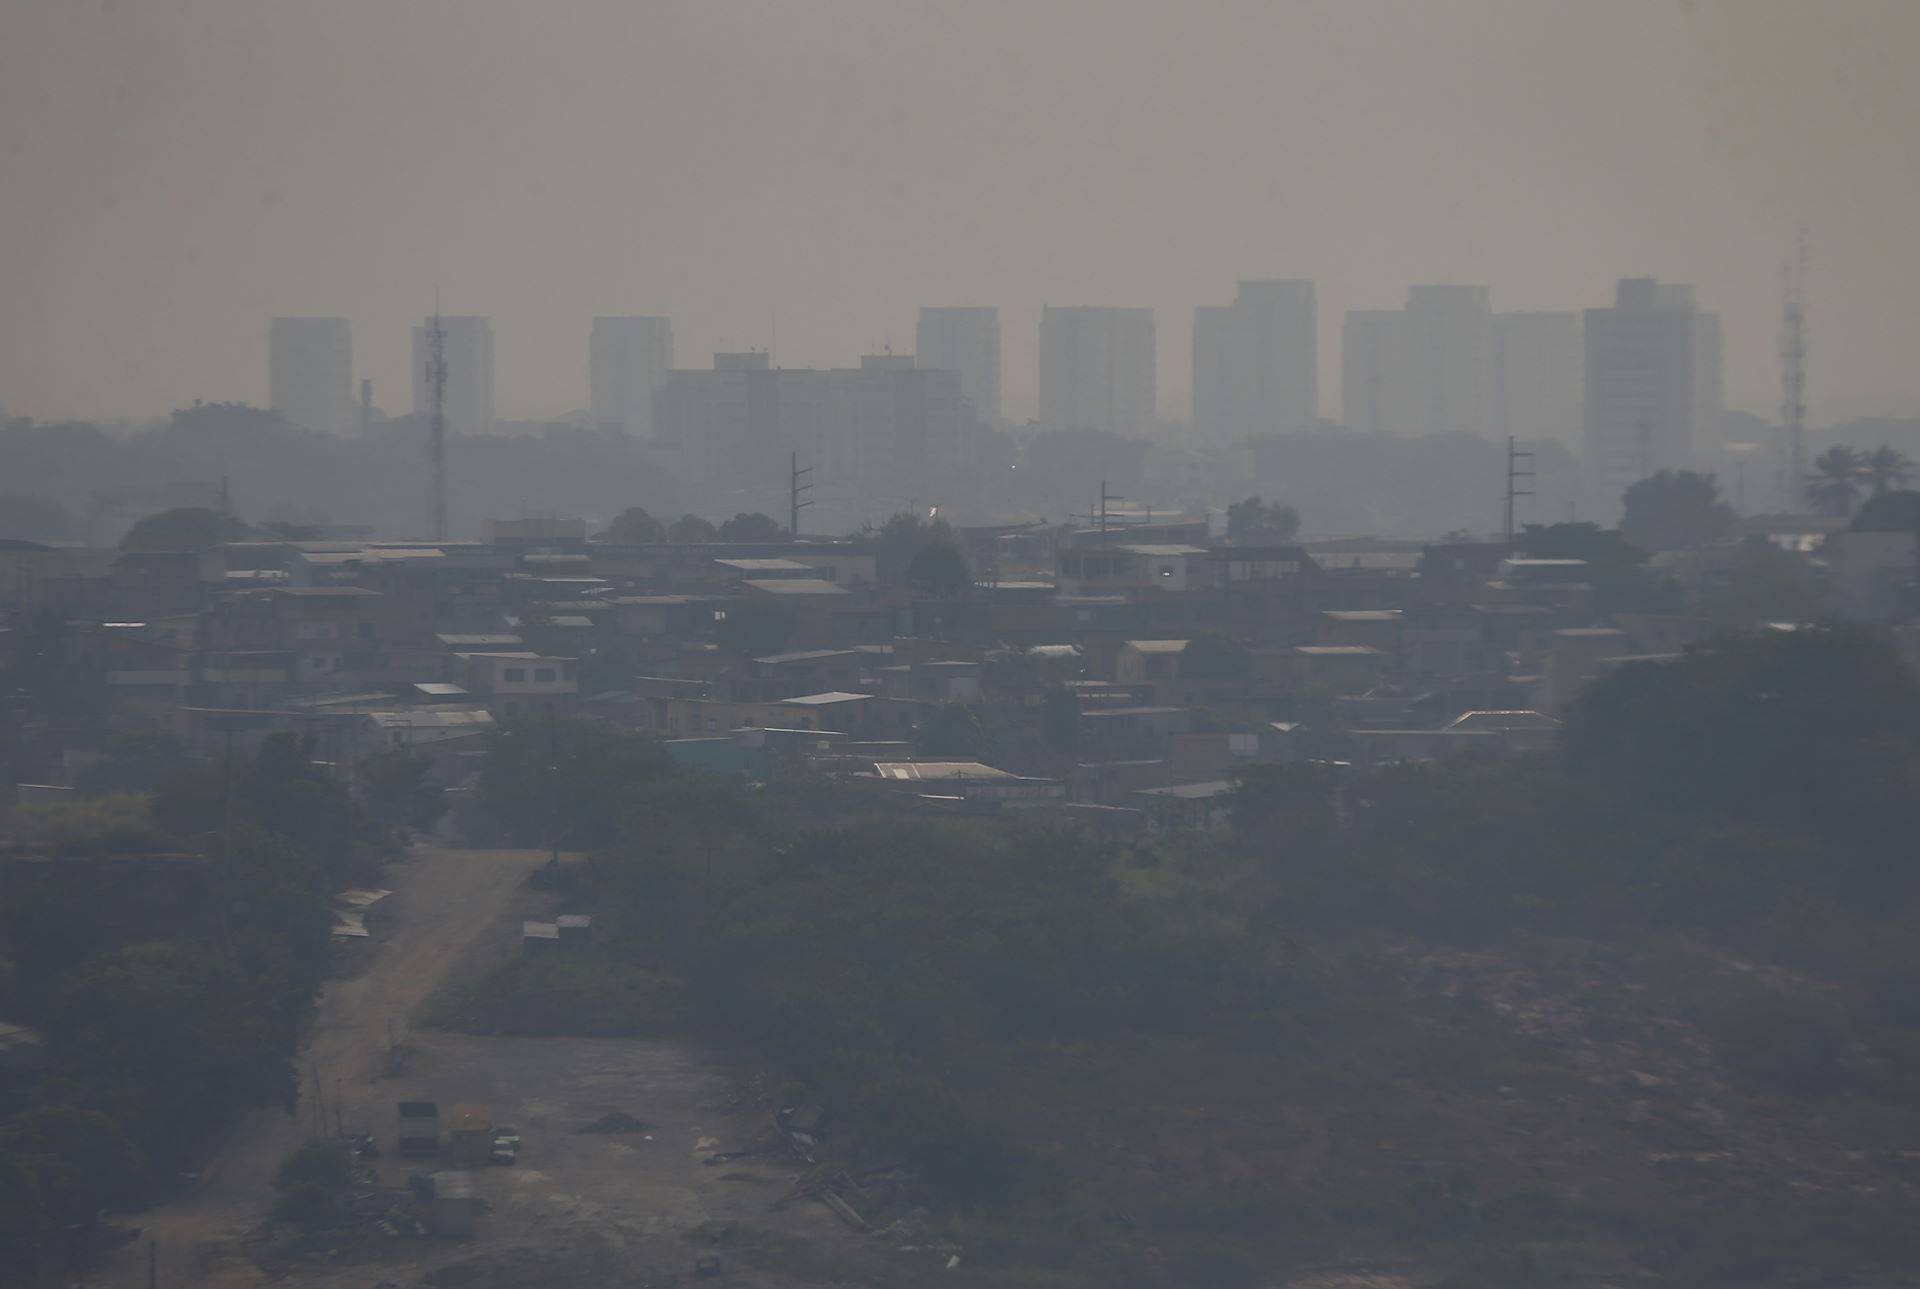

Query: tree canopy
left=716, top=512, right=785, bottom=542
left=667, top=513, right=719, bottom=543
left=905, top=543, right=972, bottom=597
left=118, top=506, right=247, bottom=552
left=603, top=505, right=665, bottom=544
left=1226, top=495, right=1301, bottom=545
left=1619, top=469, right=1736, bottom=551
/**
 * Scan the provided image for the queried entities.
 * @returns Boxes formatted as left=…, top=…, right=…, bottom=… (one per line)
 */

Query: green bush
left=274, top=1140, right=351, bottom=1193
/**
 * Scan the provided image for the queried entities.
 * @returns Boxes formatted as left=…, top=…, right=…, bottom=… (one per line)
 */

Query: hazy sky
left=3, top=0, right=1916, bottom=426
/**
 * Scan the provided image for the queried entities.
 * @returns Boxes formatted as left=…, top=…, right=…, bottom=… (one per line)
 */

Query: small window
left=534, top=668, right=556, bottom=682
left=504, top=667, right=527, bottom=682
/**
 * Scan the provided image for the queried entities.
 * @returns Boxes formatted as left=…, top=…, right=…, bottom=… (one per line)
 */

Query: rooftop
left=874, top=761, right=1016, bottom=781
left=1124, top=639, right=1192, bottom=653
left=780, top=691, right=872, bottom=707
left=742, top=578, right=850, bottom=596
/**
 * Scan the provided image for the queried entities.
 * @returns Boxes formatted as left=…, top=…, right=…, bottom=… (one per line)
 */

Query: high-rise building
left=1340, top=287, right=1491, bottom=436
left=1491, top=311, right=1583, bottom=447
left=1398, top=285, right=1492, bottom=437
left=916, top=308, right=1001, bottom=423
left=268, top=317, right=352, bottom=435
left=1038, top=306, right=1156, bottom=437
left=1191, top=280, right=1316, bottom=440
left=1583, top=278, right=1724, bottom=506
left=590, top=316, right=674, bottom=436
left=1340, top=310, right=1402, bottom=435
left=412, top=316, right=495, bottom=437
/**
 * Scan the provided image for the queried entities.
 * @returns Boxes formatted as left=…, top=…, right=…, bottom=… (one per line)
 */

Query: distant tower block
left=269, top=317, right=352, bottom=434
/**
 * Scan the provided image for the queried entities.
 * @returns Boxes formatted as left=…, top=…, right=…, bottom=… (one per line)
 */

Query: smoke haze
left=2, top=0, right=1916, bottom=423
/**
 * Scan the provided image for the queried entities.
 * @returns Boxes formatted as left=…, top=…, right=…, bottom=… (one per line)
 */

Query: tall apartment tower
left=1038, top=306, right=1156, bottom=437
left=1340, top=310, right=1402, bottom=434
left=1491, top=311, right=1583, bottom=447
left=411, top=316, right=495, bottom=437
left=590, top=316, right=674, bottom=436
left=916, top=308, right=1001, bottom=423
left=268, top=317, right=353, bottom=434
left=1191, top=280, right=1317, bottom=441
left=1398, top=285, right=1492, bottom=437
left=1583, top=278, right=1724, bottom=506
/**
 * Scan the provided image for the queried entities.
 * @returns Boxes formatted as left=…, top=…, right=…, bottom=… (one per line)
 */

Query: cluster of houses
left=3, top=507, right=1912, bottom=831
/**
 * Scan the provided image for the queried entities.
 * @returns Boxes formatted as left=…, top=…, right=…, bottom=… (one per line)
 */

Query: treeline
left=0, top=733, right=402, bottom=1279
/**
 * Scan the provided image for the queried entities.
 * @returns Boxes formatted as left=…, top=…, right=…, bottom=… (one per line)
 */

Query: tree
left=717, top=512, right=785, bottom=542
left=471, top=717, right=674, bottom=850
left=358, top=749, right=448, bottom=833
left=76, top=727, right=193, bottom=794
left=1699, top=535, right=1825, bottom=627
left=1563, top=627, right=1920, bottom=902
left=1807, top=446, right=1864, bottom=517
left=1226, top=496, right=1301, bottom=545
left=1177, top=633, right=1251, bottom=681
left=602, top=506, right=665, bottom=544
left=118, top=506, right=247, bottom=552
left=667, top=513, right=719, bottom=543
left=1619, top=470, right=1736, bottom=551
left=1860, top=445, right=1916, bottom=498
left=1515, top=522, right=1679, bottom=616
left=905, top=543, right=972, bottom=597
left=866, top=512, right=957, bottom=585
left=1852, top=489, right=1920, bottom=533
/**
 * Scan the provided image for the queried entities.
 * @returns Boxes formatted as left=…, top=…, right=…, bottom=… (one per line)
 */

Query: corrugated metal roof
left=743, top=578, right=850, bottom=596
left=874, top=761, right=1014, bottom=781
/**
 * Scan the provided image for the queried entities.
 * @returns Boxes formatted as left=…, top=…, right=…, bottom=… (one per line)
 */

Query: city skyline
left=3, top=2, right=1916, bottom=426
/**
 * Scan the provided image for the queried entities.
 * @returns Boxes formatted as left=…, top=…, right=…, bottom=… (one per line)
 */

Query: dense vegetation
left=442, top=626, right=1920, bottom=1286
left=0, top=734, right=394, bottom=1279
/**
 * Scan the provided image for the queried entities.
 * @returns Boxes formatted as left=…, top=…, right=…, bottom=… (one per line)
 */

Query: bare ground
left=93, top=847, right=887, bottom=1289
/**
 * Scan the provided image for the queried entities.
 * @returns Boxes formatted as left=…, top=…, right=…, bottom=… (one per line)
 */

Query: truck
left=397, top=1100, right=441, bottom=1157
left=446, top=1104, right=492, bottom=1168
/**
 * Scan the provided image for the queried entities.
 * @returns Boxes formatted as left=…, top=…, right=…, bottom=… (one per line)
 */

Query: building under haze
left=1192, top=280, right=1316, bottom=441
left=916, top=308, right=1001, bottom=424
left=1342, top=289, right=1582, bottom=445
left=268, top=317, right=352, bottom=435
left=590, top=316, right=674, bottom=436
left=1038, top=306, right=1156, bottom=437
left=1491, top=311, right=1583, bottom=447
left=1340, top=310, right=1402, bottom=436
left=652, top=352, right=980, bottom=513
left=1583, top=278, right=1724, bottom=506
left=1340, top=288, right=1491, bottom=437
left=411, top=316, right=495, bottom=437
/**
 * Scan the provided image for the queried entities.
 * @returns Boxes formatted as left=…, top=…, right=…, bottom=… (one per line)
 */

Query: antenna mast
left=1781, top=224, right=1809, bottom=512
left=426, top=305, right=448, bottom=541
left=1504, top=436, right=1534, bottom=551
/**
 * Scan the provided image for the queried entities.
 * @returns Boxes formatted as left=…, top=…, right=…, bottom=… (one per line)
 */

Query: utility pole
left=789, top=452, right=813, bottom=539
left=425, top=304, right=449, bottom=542
left=1781, top=223, right=1810, bottom=512
left=1504, top=436, right=1535, bottom=551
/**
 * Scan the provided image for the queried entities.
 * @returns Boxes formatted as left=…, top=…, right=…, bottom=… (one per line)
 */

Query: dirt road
left=97, top=846, right=553, bottom=1289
